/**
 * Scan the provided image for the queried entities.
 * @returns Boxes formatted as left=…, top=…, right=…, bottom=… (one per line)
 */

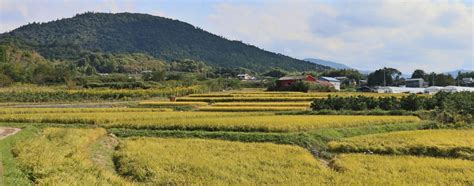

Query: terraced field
left=328, top=129, right=474, bottom=159
left=115, top=138, right=473, bottom=185
left=9, top=129, right=472, bottom=185
left=0, top=112, right=419, bottom=132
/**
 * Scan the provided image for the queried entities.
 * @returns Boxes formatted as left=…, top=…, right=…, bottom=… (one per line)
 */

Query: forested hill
left=0, top=12, right=328, bottom=72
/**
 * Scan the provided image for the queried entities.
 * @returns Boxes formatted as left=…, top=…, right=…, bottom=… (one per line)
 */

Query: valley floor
left=0, top=90, right=472, bottom=185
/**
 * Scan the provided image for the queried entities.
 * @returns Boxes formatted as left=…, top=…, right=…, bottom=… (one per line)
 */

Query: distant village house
left=319, top=76, right=341, bottom=90
left=277, top=75, right=335, bottom=89
left=237, top=74, right=254, bottom=80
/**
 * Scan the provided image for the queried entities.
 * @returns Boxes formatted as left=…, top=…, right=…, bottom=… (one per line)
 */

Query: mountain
left=303, top=58, right=351, bottom=70
left=0, top=12, right=328, bottom=72
left=444, top=69, right=472, bottom=78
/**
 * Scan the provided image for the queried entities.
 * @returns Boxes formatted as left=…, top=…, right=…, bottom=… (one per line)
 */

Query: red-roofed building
left=277, top=75, right=334, bottom=88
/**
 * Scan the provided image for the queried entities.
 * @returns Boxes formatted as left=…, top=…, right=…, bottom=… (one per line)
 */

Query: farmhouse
left=277, top=75, right=335, bottom=89
left=277, top=75, right=317, bottom=87
left=319, top=77, right=341, bottom=90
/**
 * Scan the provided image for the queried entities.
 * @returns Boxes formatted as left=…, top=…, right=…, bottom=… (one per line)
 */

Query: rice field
left=0, top=108, right=172, bottom=114
left=0, top=89, right=466, bottom=185
left=114, top=137, right=327, bottom=185
left=175, top=91, right=425, bottom=104
left=11, top=128, right=131, bottom=185
left=329, top=153, right=474, bottom=185
left=197, top=106, right=308, bottom=112
left=138, top=101, right=209, bottom=107
left=211, top=102, right=311, bottom=107
left=0, top=111, right=420, bottom=132
left=328, top=129, right=474, bottom=159
left=176, top=97, right=319, bottom=102
left=114, top=137, right=474, bottom=185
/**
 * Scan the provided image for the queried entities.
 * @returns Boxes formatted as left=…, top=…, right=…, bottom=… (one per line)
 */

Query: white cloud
left=206, top=0, right=473, bottom=73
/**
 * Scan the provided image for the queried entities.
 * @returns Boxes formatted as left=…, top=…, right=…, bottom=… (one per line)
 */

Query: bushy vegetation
left=0, top=85, right=204, bottom=102
left=311, top=92, right=473, bottom=123
left=83, top=81, right=151, bottom=89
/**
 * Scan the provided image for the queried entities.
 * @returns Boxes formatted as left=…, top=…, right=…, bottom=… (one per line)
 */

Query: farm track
left=0, top=127, right=21, bottom=185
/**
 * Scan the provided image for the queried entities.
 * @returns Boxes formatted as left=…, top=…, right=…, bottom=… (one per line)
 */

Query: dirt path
left=0, top=127, right=21, bottom=184
left=0, top=128, right=21, bottom=140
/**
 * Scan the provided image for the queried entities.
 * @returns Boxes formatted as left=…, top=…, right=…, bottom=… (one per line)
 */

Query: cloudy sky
left=0, top=0, right=472, bottom=74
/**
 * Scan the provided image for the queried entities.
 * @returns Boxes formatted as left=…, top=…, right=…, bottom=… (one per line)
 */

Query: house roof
left=319, top=76, right=340, bottom=82
left=278, top=76, right=307, bottom=81
left=313, top=80, right=334, bottom=87
left=237, top=74, right=249, bottom=76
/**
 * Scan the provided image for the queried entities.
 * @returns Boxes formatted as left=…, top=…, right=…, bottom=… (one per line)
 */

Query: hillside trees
left=263, top=69, right=287, bottom=78
left=0, top=12, right=326, bottom=72
left=0, top=44, right=69, bottom=85
left=74, top=53, right=166, bottom=74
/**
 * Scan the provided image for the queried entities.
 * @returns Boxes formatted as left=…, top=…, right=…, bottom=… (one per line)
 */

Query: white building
left=440, top=86, right=474, bottom=93
left=424, top=86, right=443, bottom=94
left=319, top=77, right=341, bottom=90
left=377, top=87, right=425, bottom=94
left=237, top=74, right=253, bottom=80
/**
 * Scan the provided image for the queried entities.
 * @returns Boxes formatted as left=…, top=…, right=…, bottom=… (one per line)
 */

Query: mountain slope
left=444, top=69, right=472, bottom=78
left=0, top=12, right=327, bottom=72
left=304, top=58, right=351, bottom=70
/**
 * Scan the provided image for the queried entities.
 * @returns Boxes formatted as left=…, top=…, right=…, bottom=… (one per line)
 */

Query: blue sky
left=0, top=0, right=472, bottom=74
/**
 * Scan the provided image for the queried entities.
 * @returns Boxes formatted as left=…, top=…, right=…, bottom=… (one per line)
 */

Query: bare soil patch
left=0, top=128, right=21, bottom=140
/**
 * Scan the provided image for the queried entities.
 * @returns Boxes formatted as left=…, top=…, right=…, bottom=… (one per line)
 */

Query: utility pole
left=432, top=73, right=435, bottom=86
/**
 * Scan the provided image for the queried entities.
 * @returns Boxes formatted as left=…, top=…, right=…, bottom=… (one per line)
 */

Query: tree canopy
left=367, top=67, right=401, bottom=86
